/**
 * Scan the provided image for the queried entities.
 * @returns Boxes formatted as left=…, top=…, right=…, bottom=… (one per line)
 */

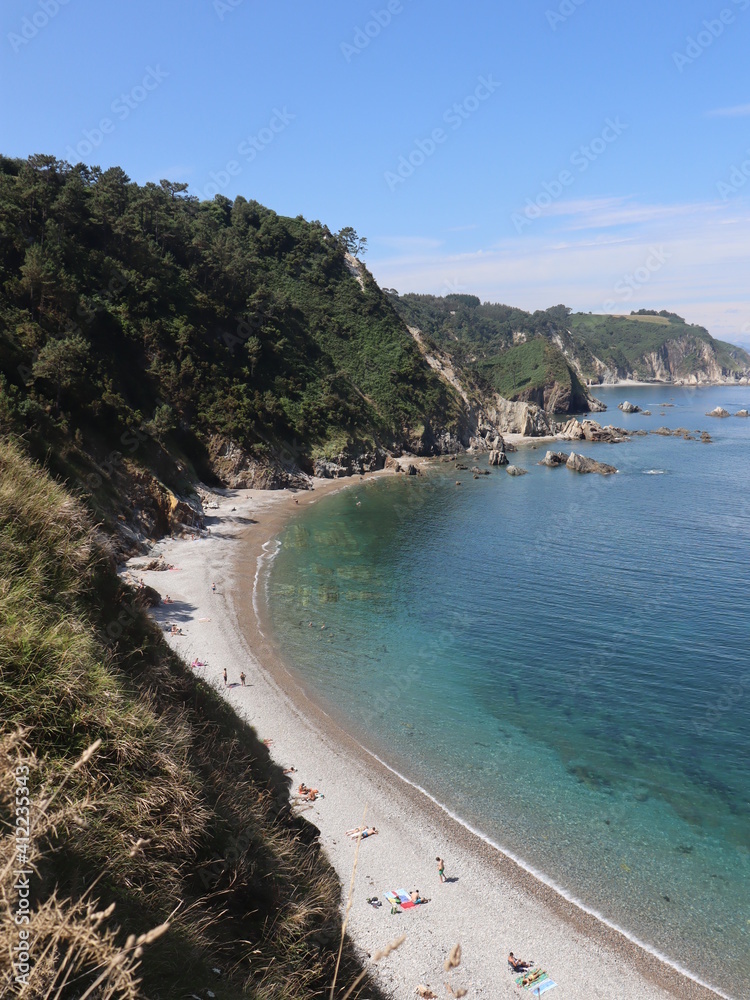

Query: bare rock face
left=402, top=462, right=421, bottom=476
left=618, top=401, right=642, bottom=413
left=385, top=455, right=402, bottom=471
left=651, top=427, right=672, bottom=436
left=206, top=435, right=310, bottom=489
left=580, top=420, right=629, bottom=443
left=706, top=407, right=730, bottom=418
left=557, top=418, right=585, bottom=441
left=506, top=465, right=528, bottom=476
left=488, top=449, right=508, bottom=466
left=566, top=452, right=618, bottom=475
left=539, top=451, right=570, bottom=467
left=736, top=409, right=749, bottom=417
left=701, top=431, right=712, bottom=443
left=384, top=456, right=421, bottom=475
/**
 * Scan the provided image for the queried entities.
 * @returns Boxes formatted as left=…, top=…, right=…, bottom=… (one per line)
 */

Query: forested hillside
left=392, top=294, right=596, bottom=412
left=392, top=294, right=750, bottom=394
left=0, top=154, right=464, bottom=511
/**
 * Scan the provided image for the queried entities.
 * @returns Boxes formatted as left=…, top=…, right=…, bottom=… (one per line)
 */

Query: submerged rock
left=566, top=452, right=618, bottom=475
left=651, top=427, right=672, bottom=436
left=506, top=465, right=528, bottom=476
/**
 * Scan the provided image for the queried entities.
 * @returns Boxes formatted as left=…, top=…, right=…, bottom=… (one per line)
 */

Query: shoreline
left=126, top=470, right=729, bottom=1000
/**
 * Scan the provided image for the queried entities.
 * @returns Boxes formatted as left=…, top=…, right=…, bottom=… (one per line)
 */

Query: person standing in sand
left=223, top=668, right=227, bottom=687
left=240, top=671, right=246, bottom=686
left=436, top=856, right=446, bottom=883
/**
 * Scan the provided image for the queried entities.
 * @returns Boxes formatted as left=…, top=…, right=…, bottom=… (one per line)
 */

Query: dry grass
left=0, top=437, right=382, bottom=1000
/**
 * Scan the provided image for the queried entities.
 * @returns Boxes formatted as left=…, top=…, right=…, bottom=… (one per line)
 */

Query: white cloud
left=369, top=197, right=750, bottom=345
left=706, top=103, right=750, bottom=118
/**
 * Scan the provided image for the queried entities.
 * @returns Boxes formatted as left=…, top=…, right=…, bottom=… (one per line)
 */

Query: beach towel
left=383, top=890, right=416, bottom=909
left=515, top=968, right=557, bottom=993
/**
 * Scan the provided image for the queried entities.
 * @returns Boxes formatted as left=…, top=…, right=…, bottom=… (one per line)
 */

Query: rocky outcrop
left=736, top=409, right=749, bottom=417
left=618, top=401, right=641, bottom=413
left=206, top=435, right=311, bottom=489
left=557, top=418, right=585, bottom=441
left=580, top=420, right=629, bottom=443
left=706, top=407, right=730, bottom=418
left=384, top=456, right=421, bottom=475
left=488, top=449, right=508, bottom=466
left=566, top=452, right=618, bottom=475
left=539, top=451, right=570, bottom=467
left=506, top=465, right=528, bottom=476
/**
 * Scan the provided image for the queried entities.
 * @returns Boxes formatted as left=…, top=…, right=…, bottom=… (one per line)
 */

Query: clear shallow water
left=266, top=386, right=750, bottom=997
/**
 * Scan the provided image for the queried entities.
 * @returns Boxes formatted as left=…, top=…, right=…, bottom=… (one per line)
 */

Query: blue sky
left=2, top=0, right=750, bottom=344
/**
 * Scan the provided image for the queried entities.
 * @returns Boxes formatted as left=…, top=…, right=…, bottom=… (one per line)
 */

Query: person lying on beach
left=297, top=783, right=322, bottom=801
left=348, top=827, right=378, bottom=839
left=508, top=952, right=530, bottom=972
left=519, top=968, right=544, bottom=987
left=282, top=766, right=297, bottom=775
left=163, top=595, right=173, bottom=604
left=170, top=624, right=183, bottom=635
left=409, top=890, right=428, bottom=904
left=191, top=658, right=206, bottom=668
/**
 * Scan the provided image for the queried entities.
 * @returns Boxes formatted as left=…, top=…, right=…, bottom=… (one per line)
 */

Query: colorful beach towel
left=515, top=968, right=557, bottom=994
left=383, top=890, right=416, bottom=909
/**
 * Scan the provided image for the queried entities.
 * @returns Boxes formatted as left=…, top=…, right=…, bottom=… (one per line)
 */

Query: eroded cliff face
left=574, top=334, right=750, bottom=385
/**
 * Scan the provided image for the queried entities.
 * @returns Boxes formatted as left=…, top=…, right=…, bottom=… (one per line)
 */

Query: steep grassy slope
left=0, top=155, right=463, bottom=498
left=0, top=437, right=380, bottom=1000
left=393, top=294, right=592, bottom=412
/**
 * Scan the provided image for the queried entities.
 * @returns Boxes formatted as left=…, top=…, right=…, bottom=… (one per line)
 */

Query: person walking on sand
left=240, top=671, right=246, bottom=686
left=436, top=856, right=446, bottom=883
left=212, top=582, right=216, bottom=593
left=223, top=668, right=227, bottom=687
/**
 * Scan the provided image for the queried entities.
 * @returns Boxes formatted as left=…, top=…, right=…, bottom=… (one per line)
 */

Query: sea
left=263, top=386, right=750, bottom=999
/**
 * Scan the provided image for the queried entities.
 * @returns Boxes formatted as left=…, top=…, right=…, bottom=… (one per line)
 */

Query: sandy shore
left=125, top=472, right=727, bottom=1000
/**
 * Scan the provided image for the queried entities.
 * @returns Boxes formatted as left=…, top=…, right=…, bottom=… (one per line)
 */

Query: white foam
left=252, top=538, right=281, bottom=638
left=643, top=469, right=666, bottom=475
left=356, top=743, right=732, bottom=1000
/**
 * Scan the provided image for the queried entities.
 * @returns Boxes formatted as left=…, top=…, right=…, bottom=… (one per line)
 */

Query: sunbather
left=409, top=889, right=428, bottom=904
left=353, top=827, right=377, bottom=839
left=508, top=952, right=530, bottom=972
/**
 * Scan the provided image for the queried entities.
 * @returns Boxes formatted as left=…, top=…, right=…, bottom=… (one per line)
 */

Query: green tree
left=32, top=333, right=91, bottom=409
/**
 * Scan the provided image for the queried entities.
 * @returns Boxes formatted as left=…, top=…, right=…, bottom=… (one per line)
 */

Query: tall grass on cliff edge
left=0, top=437, right=381, bottom=999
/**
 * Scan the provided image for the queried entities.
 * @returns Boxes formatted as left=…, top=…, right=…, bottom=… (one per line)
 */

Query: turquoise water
left=265, top=386, right=750, bottom=997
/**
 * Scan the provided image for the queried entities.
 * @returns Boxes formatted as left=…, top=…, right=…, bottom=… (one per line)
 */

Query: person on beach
left=283, top=766, right=297, bottom=775
left=240, top=671, right=246, bottom=686
left=508, top=952, right=530, bottom=973
left=212, top=582, right=216, bottom=592
left=409, top=890, right=428, bottom=904
left=348, top=827, right=377, bottom=840
left=436, top=856, right=446, bottom=883
left=222, top=667, right=227, bottom=687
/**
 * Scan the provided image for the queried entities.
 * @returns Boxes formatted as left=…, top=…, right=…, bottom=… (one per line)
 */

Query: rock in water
left=706, top=407, right=730, bottom=418
left=402, top=463, right=420, bottom=476
left=539, top=451, right=570, bottom=467
left=566, top=452, right=618, bottom=475
left=488, top=449, right=508, bottom=466
left=736, top=409, right=749, bottom=417
left=506, top=465, right=528, bottom=476
left=557, top=418, right=585, bottom=441
left=651, top=427, right=672, bottom=436
left=618, top=401, right=642, bottom=413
